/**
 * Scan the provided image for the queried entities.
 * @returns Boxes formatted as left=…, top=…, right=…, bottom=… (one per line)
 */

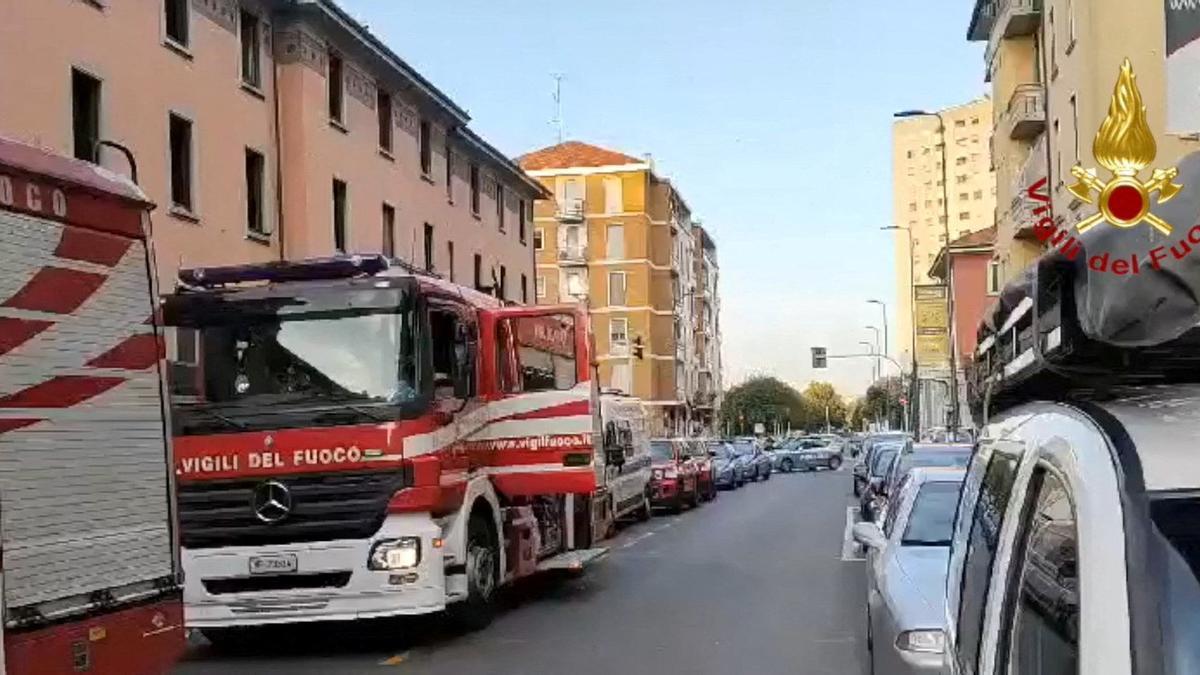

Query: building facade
left=891, top=97, right=995, bottom=366
left=966, top=0, right=1199, bottom=288
left=0, top=0, right=543, bottom=304
left=519, top=141, right=721, bottom=435
left=691, top=224, right=723, bottom=431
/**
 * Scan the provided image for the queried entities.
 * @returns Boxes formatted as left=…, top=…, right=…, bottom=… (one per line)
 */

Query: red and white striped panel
left=0, top=210, right=173, bottom=610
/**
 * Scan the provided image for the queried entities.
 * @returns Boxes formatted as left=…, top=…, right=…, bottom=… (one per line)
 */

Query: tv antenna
left=551, top=73, right=565, bottom=144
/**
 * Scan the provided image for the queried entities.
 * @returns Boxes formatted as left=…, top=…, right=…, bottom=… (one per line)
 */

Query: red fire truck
left=0, top=137, right=184, bottom=673
left=163, top=255, right=632, bottom=642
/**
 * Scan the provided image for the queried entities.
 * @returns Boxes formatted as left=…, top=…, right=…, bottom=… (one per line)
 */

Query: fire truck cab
left=163, top=255, right=618, bottom=639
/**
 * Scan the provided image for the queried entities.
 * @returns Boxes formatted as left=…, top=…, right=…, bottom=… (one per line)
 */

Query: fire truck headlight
left=368, top=537, right=422, bottom=570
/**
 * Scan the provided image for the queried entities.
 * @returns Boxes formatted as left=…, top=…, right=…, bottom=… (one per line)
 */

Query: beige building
left=519, top=141, right=721, bottom=435
left=891, top=97, right=996, bottom=365
left=0, top=0, right=544, bottom=303
left=967, top=0, right=1199, bottom=287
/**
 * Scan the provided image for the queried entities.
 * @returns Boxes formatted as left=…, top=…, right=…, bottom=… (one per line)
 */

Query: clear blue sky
left=341, top=0, right=987, bottom=397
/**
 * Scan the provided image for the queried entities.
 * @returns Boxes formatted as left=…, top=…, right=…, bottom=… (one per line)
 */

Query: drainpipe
left=271, top=35, right=286, bottom=261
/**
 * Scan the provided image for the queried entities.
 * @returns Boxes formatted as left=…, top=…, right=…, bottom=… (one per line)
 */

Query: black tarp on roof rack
left=969, top=151, right=1200, bottom=420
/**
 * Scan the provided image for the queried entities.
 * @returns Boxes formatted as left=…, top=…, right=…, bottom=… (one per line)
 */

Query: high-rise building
left=519, top=141, right=721, bottom=435
left=966, top=0, right=1200, bottom=288
left=891, top=97, right=996, bottom=367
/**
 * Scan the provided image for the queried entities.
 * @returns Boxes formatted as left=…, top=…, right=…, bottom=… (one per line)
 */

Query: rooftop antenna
left=551, top=73, right=565, bottom=144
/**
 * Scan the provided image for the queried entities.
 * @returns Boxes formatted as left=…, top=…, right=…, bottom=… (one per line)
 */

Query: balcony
left=555, top=198, right=585, bottom=223
left=558, top=245, right=588, bottom=265
left=1010, top=133, right=1047, bottom=239
left=984, top=0, right=1042, bottom=66
left=1001, top=84, right=1045, bottom=141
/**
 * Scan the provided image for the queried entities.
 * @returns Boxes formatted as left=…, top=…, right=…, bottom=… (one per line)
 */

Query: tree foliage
left=858, top=376, right=906, bottom=430
left=719, top=376, right=849, bottom=434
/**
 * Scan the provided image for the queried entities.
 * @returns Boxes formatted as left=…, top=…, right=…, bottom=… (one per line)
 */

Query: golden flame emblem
left=1069, top=59, right=1182, bottom=235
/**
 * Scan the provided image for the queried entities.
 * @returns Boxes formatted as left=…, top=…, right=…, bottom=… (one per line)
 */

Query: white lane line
left=840, top=506, right=865, bottom=562
left=620, top=531, right=655, bottom=549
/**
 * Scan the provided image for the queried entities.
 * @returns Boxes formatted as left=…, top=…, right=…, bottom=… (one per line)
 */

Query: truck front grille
left=179, top=470, right=411, bottom=549
left=202, top=572, right=352, bottom=595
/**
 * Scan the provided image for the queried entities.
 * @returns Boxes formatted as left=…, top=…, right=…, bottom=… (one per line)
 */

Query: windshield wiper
left=178, top=403, right=248, bottom=431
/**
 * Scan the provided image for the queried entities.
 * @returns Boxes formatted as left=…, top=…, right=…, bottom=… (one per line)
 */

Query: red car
left=683, top=438, right=718, bottom=501
left=648, top=439, right=701, bottom=512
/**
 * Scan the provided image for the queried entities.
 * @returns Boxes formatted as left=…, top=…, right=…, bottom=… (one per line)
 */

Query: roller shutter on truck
left=0, top=151, right=177, bottom=625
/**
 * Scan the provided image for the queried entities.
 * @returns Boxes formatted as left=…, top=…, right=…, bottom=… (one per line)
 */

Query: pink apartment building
left=0, top=0, right=545, bottom=300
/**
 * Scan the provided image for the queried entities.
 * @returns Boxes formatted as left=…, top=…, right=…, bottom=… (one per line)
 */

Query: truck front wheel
left=448, top=512, right=498, bottom=631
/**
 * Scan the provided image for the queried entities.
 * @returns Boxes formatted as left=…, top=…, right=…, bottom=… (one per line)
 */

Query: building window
left=499, top=265, right=507, bottom=300
left=608, top=272, right=627, bottom=306
left=906, top=150, right=914, bottom=159
left=169, top=113, right=194, bottom=212
left=604, top=176, right=623, bottom=214
left=473, top=254, right=483, bottom=291
left=954, top=119, right=966, bottom=128
left=1070, top=94, right=1079, bottom=162
left=469, top=164, right=480, bottom=214
left=610, top=317, right=629, bottom=351
left=956, top=156, right=968, bottom=166
left=328, top=52, right=344, bottom=123
left=245, top=148, right=265, bottom=236
left=519, top=199, right=527, bottom=243
left=924, top=199, right=933, bottom=208
left=971, top=116, right=979, bottom=125
left=445, top=141, right=453, bottom=198
left=1066, top=0, right=1076, bottom=46
left=377, top=88, right=393, bottom=153
left=959, top=192, right=970, bottom=201
left=565, top=269, right=586, bottom=298
left=382, top=203, right=395, bottom=258
left=164, top=0, right=189, bottom=47
left=71, top=69, right=101, bottom=163
left=240, top=10, right=261, bottom=88
left=536, top=274, right=547, bottom=299
left=607, top=223, right=625, bottom=258
left=987, top=261, right=1001, bottom=295
left=447, top=241, right=455, bottom=282
left=1049, top=8, right=1057, bottom=75
left=496, top=184, right=505, bottom=231
left=419, top=119, right=432, bottom=175
left=956, top=175, right=969, bottom=184
left=423, top=223, right=434, bottom=272
left=974, top=190, right=983, bottom=199
left=908, top=202, right=917, bottom=212
left=534, top=227, right=544, bottom=251
left=959, top=212, right=971, bottom=221
left=332, top=179, right=347, bottom=252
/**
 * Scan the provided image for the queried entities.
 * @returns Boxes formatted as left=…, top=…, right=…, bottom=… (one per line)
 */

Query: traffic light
left=811, top=347, right=827, bottom=368
left=632, top=336, right=645, bottom=360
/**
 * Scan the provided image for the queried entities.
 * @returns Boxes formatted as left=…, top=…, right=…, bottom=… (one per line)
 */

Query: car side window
left=999, top=469, right=1079, bottom=674
left=883, top=474, right=910, bottom=537
left=955, top=451, right=1019, bottom=674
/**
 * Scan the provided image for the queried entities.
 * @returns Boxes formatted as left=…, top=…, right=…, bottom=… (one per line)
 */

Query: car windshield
left=901, top=481, right=961, bottom=546
left=650, top=441, right=675, bottom=461
left=732, top=442, right=755, bottom=456
left=870, top=447, right=900, bottom=477
left=708, top=442, right=733, bottom=459
left=897, top=448, right=972, bottom=477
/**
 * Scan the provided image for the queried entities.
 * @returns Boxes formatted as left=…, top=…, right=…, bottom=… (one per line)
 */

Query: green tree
left=719, top=376, right=808, bottom=435
left=860, top=376, right=906, bottom=430
left=802, top=381, right=847, bottom=430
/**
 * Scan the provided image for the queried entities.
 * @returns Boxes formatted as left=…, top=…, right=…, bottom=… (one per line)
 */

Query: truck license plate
left=248, top=554, right=298, bottom=575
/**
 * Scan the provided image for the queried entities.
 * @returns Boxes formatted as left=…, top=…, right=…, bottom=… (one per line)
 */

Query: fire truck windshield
left=166, top=285, right=420, bottom=434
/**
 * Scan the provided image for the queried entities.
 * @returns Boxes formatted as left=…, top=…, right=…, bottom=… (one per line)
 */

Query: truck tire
left=448, top=512, right=498, bottom=631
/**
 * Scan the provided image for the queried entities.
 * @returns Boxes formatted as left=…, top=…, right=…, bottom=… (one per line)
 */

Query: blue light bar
left=179, top=255, right=390, bottom=287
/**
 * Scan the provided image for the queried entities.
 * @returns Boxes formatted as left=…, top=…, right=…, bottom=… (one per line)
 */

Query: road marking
left=620, top=531, right=655, bottom=549
left=840, top=506, right=865, bottom=562
left=379, top=653, right=408, bottom=666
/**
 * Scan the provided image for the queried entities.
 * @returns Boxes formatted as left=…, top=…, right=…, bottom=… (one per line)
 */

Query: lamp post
left=865, top=324, right=889, bottom=429
left=893, top=109, right=960, bottom=433
left=881, top=224, right=920, bottom=435
left=867, top=299, right=888, bottom=365
left=859, top=341, right=876, bottom=382
left=864, top=325, right=881, bottom=382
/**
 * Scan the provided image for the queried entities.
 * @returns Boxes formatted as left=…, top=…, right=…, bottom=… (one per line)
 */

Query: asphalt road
left=175, top=469, right=867, bottom=675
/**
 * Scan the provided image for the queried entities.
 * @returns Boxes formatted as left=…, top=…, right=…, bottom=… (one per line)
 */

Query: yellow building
left=967, top=0, right=1199, bottom=286
left=519, top=141, right=715, bottom=435
left=891, top=97, right=996, bottom=366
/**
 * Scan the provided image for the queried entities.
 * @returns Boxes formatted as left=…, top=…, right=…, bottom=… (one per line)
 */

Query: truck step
left=535, top=547, right=608, bottom=572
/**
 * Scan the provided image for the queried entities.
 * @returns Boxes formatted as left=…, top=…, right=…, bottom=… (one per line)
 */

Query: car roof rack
left=968, top=255, right=1200, bottom=420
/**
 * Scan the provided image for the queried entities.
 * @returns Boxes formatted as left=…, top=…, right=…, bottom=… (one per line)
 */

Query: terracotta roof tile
left=948, top=226, right=996, bottom=248
left=518, top=141, right=644, bottom=171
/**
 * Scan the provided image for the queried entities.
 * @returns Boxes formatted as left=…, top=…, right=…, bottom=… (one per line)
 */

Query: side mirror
left=708, top=450, right=718, bottom=457
left=852, top=522, right=887, bottom=550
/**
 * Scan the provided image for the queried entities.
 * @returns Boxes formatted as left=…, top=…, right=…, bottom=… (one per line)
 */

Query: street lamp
left=859, top=341, right=877, bottom=381
left=866, top=324, right=889, bottom=428
left=867, top=299, right=888, bottom=361
left=864, top=325, right=881, bottom=381
left=882, top=224, right=921, bottom=434
left=893, top=109, right=960, bottom=433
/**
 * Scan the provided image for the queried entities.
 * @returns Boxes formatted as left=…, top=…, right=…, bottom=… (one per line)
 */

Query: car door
left=868, top=476, right=916, bottom=650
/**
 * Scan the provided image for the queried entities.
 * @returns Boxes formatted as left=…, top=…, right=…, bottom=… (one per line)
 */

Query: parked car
left=708, top=441, right=743, bottom=489
left=854, top=432, right=910, bottom=496
left=859, top=440, right=906, bottom=521
left=772, top=438, right=843, bottom=472
left=648, top=439, right=700, bottom=512
left=682, top=438, right=718, bottom=501
left=853, top=467, right=964, bottom=675
left=731, top=439, right=772, bottom=482
left=877, top=444, right=972, bottom=517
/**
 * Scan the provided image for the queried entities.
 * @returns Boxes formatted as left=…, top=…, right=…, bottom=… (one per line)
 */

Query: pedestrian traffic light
left=811, top=347, right=827, bottom=369
left=632, top=336, right=645, bottom=360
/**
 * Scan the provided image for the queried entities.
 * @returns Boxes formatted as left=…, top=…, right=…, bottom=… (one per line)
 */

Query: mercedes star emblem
left=251, top=480, right=293, bottom=524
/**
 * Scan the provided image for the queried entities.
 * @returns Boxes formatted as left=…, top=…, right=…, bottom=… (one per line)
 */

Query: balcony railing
left=555, top=198, right=585, bottom=223
left=984, top=0, right=1041, bottom=66
left=558, top=245, right=588, bottom=264
left=1002, top=83, right=1046, bottom=141
left=1010, top=133, right=1047, bottom=239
